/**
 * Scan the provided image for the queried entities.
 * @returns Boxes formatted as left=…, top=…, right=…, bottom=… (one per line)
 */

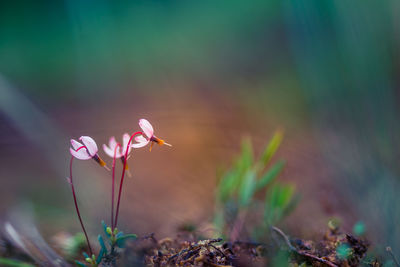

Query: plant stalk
left=114, top=131, right=143, bottom=228
left=69, top=156, right=93, bottom=256
left=111, top=143, right=121, bottom=231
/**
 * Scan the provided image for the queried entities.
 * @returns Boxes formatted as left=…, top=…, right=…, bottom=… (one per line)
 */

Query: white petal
left=103, top=144, right=121, bottom=158
left=139, top=119, right=154, bottom=138
left=131, top=140, right=149, bottom=148
left=122, top=133, right=132, bottom=155
left=122, top=133, right=130, bottom=146
left=70, top=147, right=91, bottom=160
left=135, top=135, right=147, bottom=143
left=70, top=139, right=83, bottom=150
left=131, top=135, right=149, bottom=148
left=79, top=136, right=98, bottom=156
left=108, top=136, right=117, bottom=148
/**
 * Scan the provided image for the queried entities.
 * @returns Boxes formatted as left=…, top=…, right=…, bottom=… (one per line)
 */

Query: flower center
left=150, top=136, right=165, bottom=145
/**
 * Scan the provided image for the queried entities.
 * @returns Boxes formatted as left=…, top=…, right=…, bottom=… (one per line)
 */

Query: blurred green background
left=0, top=0, right=399, bottom=256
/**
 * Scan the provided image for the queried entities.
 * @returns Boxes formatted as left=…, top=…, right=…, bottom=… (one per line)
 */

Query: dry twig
left=271, top=226, right=338, bottom=267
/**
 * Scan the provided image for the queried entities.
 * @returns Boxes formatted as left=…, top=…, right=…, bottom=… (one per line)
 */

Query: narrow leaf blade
left=97, top=235, right=108, bottom=254
left=101, top=221, right=111, bottom=237
left=116, top=234, right=137, bottom=248
left=238, top=170, right=257, bottom=207
left=256, top=160, right=285, bottom=190
left=260, top=130, right=283, bottom=166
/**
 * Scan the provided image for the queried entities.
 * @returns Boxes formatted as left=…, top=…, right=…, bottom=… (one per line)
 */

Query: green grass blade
left=0, top=258, right=34, bottom=267
left=238, top=170, right=257, bottom=207
left=256, top=160, right=285, bottom=190
left=260, top=130, right=283, bottom=166
left=217, top=170, right=240, bottom=202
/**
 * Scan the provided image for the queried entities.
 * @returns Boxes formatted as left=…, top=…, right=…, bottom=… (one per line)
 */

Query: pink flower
left=70, top=136, right=107, bottom=168
left=103, top=134, right=134, bottom=175
left=103, top=133, right=132, bottom=158
left=133, top=119, right=172, bottom=151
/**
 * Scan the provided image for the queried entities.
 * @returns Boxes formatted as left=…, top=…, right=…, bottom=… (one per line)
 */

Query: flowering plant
left=67, top=119, right=171, bottom=266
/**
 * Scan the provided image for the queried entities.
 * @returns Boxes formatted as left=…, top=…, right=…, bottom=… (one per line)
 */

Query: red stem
left=114, top=131, right=143, bottom=228
left=111, top=143, right=121, bottom=231
left=69, top=156, right=93, bottom=256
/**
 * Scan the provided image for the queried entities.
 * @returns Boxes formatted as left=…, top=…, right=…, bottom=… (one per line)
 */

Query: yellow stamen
left=156, top=138, right=172, bottom=147
left=98, top=157, right=106, bottom=167
left=125, top=163, right=132, bottom=177
left=96, top=156, right=110, bottom=170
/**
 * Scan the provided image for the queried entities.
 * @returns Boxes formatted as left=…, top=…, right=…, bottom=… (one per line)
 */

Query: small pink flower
left=103, top=134, right=134, bottom=175
left=103, top=133, right=132, bottom=158
left=133, top=119, right=172, bottom=151
left=70, top=136, right=108, bottom=168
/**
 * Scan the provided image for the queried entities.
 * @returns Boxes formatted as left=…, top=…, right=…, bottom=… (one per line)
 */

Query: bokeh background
left=1, top=0, right=400, bottom=255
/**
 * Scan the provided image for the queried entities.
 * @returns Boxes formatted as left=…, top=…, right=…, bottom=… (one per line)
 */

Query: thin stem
left=69, top=156, right=93, bottom=256
left=114, top=131, right=143, bottom=228
left=111, top=143, right=121, bottom=231
left=271, top=226, right=338, bottom=267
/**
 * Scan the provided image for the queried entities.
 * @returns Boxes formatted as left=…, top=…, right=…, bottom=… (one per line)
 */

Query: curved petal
left=70, top=139, right=83, bottom=150
left=79, top=136, right=98, bottom=156
left=70, top=147, right=91, bottom=160
left=103, top=144, right=122, bottom=158
left=135, top=135, right=147, bottom=143
left=122, top=133, right=132, bottom=155
left=139, top=119, right=154, bottom=138
left=108, top=136, right=117, bottom=148
left=131, top=135, right=149, bottom=148
left=131, top=140, right=149, bottom=148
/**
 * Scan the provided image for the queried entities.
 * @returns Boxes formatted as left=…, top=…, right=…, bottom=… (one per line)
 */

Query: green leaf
left=0, top=258, right=35, bottom=267
left=238, top=170, right=257, bottom=207
left=217, top=170, right=240, bottom=202
left=280, top=193, right=300, bottom=219
left=235, top=138, right=253, bottom=174
left=116, top=231, right=124, bottom=239
left=264, top=183, right=296, bottom=225
left=116, top=234, right=137, bottom=248
left=95, top=235, right=108, bottom=264
left=217, top=138, right=255, bottom=203
left=276, top=184, right=295, bottom=208
left=256, top=160, right=285, bottom=190
left=264, top=184, right=279, bottom=224
left=82, top=252, right=89, bottom=259
left=96, top=249, right=105, bottom=265
left=260, top=130, right=283, bottom=166
left=74, top=261, right=87, bottom=267
left=97, top=235, right=108, bottom=253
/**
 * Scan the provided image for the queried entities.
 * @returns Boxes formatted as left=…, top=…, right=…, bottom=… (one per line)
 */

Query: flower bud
left=106, top=227, right=112, bottom=236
